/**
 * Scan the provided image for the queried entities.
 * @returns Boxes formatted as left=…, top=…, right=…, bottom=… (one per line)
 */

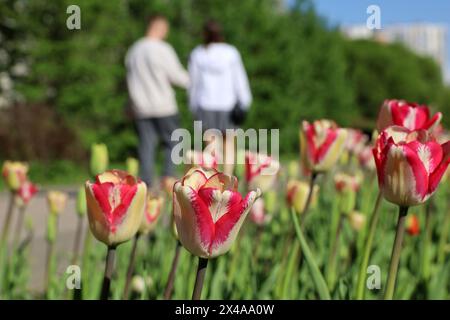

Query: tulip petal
left=406, top=141, right=442, bottom=175
left=211, top=189, right=260, bottom=257
left=182, top=168, right=216, bottom=190
left=315, top=128, right=347, bottom=171
left=428, top=141, right=450, bottom=194
left=383, top=144, right=428, bottom=206
left=173, top=183, right=214, bottom=257
left=424, top=112, right=442, bottom=131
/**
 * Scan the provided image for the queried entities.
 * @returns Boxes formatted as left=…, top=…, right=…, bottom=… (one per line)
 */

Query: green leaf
left=291, top=208, right=331, bottom=300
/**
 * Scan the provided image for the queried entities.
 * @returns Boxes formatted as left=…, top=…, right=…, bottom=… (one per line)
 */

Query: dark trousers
left=135, top=114, right=179, bottom=186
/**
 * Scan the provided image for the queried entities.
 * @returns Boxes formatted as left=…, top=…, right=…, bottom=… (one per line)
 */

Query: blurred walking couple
left=125, top=14, right=252, bottom=187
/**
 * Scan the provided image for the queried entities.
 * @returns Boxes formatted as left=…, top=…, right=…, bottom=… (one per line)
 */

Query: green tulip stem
left=100, top=245, right=117, bottom=300
left=192, top=257, right=209, bottom=300
left=71, top=215, right=84, bottom=266
left=300, top=172, right=318, bottom=227
left=123, top=233, right=141, bottom=300
left=421, top=200, right=433, bottom=281
left=13, top=205, right=26, bottom=250
left=45, top=214, right=58, bottom=298
left=437, top=209, right=450, bottom=264
left=0, top=192, right=15, bottom=252
left=163, top=240, right=182, bottom=299
left=326, top=212, right=345, bottom=289
left=384, top=206, right=409, bottom=300
left=355, top=190, right=382, bottom=299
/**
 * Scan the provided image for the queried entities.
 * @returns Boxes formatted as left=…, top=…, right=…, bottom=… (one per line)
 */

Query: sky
left=307, top=0, right=450, bottom=82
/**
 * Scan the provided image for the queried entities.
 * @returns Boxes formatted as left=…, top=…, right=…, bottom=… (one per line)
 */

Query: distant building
left=341, top=23, right=449, bottom=83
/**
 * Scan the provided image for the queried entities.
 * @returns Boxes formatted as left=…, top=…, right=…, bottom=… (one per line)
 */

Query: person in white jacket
left=126, top=14, right=189, bottom=186
left=188, top=20, right=252, bottom=175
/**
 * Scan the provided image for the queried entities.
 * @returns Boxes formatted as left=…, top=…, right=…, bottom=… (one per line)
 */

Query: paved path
left=0, top=186, right=84, bottom=293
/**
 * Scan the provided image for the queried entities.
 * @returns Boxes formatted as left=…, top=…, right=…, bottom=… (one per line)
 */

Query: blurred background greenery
left=1, top=0, right=449, bottom=182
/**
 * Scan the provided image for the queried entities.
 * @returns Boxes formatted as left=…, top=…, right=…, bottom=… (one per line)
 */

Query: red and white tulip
left=16, top=180, right=38, bottom=207
left=245, top=151, right=279, bottom=192
left=249, top=198, right=270, bottom=226
left=2, top=161, right=28, bottom=191
left=376, top=99, right=442, bottom=132
left=85, top=170, right=147, bottom=246
left=173, top=167, right=261, bottom=258
left=139, top=194, right=164, bottom=235
left=300, top=120, right=348, bottom=172
left=373, top=126, right=450, bottom=207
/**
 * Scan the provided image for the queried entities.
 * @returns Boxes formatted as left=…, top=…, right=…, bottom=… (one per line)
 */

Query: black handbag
left=230, top=103, right=247, bottom=125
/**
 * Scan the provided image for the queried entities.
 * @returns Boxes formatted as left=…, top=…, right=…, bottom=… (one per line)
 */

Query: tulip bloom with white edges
left=300, top=120, right=348, bottom=173
left=345, top=129, right=368, bottom=155
left=359, top=145, right=376, bottom=171
left=2, top=161, right=28, bottom=191
left=249, top=198, right=270, bottom=226
left=245, top=151, right=280, bottom=192
left=173, top=167, right=261, bottom=258
left=373, top=126, right=450, bottom=207
left=139, top=194, right=164, bottom=235
left=376, top=99, right=442, bottom=132
left=85, top=170, right=147, bottom=246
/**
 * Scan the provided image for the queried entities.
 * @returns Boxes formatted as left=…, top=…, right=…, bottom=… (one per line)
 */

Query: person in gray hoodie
left=125, top=14, right=189, bottom=186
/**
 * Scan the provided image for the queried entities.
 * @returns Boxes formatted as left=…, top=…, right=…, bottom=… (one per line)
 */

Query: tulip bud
left=300, top=120, right=348, bottom=173
left=2, top=161, right=28, bottom=191
left=286, top=180, right=319, bottom=214
left=245, top=151, right=280, bottom=192
left=334, top=172, right=362, bottom=214
left=131, top=275, right=146, bottom=294
left=85, top=170, right=147, bottom=246
left=348, top=211, right=366, bottom=231
left=377, top=99, right=442, bottom=132
left=126, top=157, right=139, bottom=177
left=359, top=146, right=376, bottom=171
left=90, top=143, right=109, bottom=176
left=249, top=198, right=269, bottom=226
left=406, top=214, right=420, bottom=236
left=373, top=126, right=450, bottom=207
left=345, top=129, right=368, bottom=156
left=76, top=186, right=87, bottom=217
left=16, top=180, right=38, bottom=208
left=139, top=194, right=164, bottom=235
left=47, top=191, right=68, bottom=215
left=47, top=212, right=58, bottom=243
left=173, top=167, right=261, bottom=258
